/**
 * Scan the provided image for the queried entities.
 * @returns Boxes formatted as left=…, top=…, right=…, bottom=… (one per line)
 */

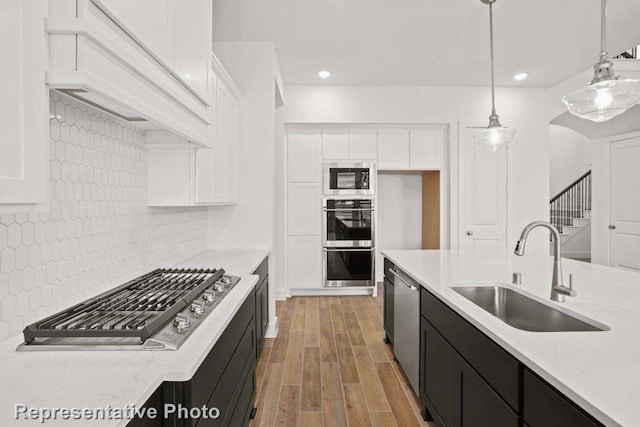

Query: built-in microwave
left=323, top=162, right=375, bottom=196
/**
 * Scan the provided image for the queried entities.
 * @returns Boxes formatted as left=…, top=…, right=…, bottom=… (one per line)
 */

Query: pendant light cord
left=600, top=0, right=607, bottom=60
left=489, top=2, right=496, bottom=114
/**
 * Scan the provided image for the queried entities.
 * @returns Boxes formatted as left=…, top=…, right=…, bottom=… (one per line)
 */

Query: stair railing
left=550, top=170, right=591, bottom=234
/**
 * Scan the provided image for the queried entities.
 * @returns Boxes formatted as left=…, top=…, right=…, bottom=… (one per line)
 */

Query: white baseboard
left=274, top=289, right=288, bottom=301
left=264, top=316, right=279, bottom=338
left=288, top=288, right=375, bottom=296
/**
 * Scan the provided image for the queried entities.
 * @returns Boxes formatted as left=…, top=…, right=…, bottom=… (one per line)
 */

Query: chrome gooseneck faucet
left=514, top=221, right=576, bottom=302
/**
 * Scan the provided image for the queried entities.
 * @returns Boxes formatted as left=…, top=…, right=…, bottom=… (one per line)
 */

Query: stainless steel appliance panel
left=323, top=247, right=374, bottom=287
left=323, top=198, right=374, bottom=247
left=392, top=268, right=420, bottom=394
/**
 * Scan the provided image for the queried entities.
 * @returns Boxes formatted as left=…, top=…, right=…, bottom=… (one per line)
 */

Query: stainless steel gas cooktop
left=17, top=268, right=240, bottom=351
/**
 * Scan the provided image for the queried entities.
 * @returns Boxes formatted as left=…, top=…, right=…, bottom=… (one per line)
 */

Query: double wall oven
left=322, top=195, right=375, bottom=287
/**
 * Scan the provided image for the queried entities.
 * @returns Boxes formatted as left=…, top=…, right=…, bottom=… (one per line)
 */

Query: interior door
left=460, top=126, right=508, bottom=262
left=609, top=136, right=640, bottom=271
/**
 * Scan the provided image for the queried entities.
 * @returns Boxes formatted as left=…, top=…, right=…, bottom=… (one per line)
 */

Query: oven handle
left=323, top=208, right=375, bottom=212
left=389, top=269, right=419, bottom=291
left=323, top=248, right=375, bottom=252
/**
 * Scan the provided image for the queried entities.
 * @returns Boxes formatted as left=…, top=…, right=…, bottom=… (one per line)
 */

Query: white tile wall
left=0, top=92, right=208, bottom=342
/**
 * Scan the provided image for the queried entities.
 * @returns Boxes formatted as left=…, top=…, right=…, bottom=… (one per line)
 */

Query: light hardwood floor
left=251, top=288, right=436, bottom=427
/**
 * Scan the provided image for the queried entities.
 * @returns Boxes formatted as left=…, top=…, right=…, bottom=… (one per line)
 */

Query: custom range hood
left=46, top=0, right=211, bottom=147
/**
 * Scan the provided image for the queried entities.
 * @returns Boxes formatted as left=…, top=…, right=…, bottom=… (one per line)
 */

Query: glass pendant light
left=563, top=0, right=640, bottom=122
left=475, top=0, right=516, bottom=152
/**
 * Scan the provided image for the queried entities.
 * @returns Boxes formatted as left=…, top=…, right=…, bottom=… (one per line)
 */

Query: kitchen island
left=0, top=248, right=269, bottom=427
left=382, top=249, right=640, bottom=427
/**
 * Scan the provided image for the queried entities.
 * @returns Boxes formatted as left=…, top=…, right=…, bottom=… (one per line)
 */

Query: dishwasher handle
left=389, top=269, right=419, bottom=291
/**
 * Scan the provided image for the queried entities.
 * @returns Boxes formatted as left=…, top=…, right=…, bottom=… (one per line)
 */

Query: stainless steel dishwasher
left=390, top=267, right=420, bottom=394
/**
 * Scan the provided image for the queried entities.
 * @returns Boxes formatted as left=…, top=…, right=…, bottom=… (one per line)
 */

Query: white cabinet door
left=0, top=0, right=47, bottom=204
left=322, top=129, right=349, bottom=160
left=226, top=90, right=239, bottom=202
left=609, top=136, right=640, bottom=271
left=98, top=0, right=175, bottom=69
left=195, top=79, right=238, bottom=204
left=287, top=183, right=321, bottom=235
left=378, top=129, right=410, bottom=169
left=288, top=129, right=321, bottom=182
left=288, top=235, right=322, bottom=289
left=460, top=126, right=507, bottom=262
left=349, top=129, right=377, bottom=160
left=174, top=0, right=210, bottom=101
left=410, top=128, right=443, bottom=169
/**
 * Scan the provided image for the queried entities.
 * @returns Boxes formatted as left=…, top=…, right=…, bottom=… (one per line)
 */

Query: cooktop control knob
left=220, top=276, right=233, bottom=285
left=202, top=289, right=216, bottom=304
left=172, top=315, right=190, bottom=332
left=214, top=283, right=225, bottom=293
left=189, top=301, right=205, bottom=317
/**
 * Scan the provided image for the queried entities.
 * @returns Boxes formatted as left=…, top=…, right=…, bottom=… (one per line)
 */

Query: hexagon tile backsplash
left=0, top=92, right=208, bottom=342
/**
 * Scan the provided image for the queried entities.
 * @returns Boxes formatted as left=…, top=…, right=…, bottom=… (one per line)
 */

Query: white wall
left=207, top=42, right=279, bottom=331
left=549, top=125, right=592, bottom=197
left=279, top=85, right=551, bottom=265
left=376, top=173, right=423, bottom=282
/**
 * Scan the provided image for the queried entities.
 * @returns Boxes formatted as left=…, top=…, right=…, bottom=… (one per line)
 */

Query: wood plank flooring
left=251, top=289, right=436, bottom=427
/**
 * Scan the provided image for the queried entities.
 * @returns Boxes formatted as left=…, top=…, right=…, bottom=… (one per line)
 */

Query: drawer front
left=253, top=257, right=269, bottom=284
left=421, top=287, right=519, bottom=411
left=186, top=292, right=256, bottom=409
left=523, top=370, right=603, bottom=427
left=383, top=258, right=395, bottom=284
left=198, top=319, right=256, bottom=427
left=228, top=363, right=256, bottom=427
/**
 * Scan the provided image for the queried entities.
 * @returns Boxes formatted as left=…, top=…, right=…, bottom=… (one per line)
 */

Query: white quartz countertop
left=0, top=248, right=268, bottom=426
left=173, top=248, right=269, bottom=276
left=381, top=249, right=640, bottom=427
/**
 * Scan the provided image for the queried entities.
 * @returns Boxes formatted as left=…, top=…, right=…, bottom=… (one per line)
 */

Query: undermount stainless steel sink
left=451, top=286, right=608, bottom=332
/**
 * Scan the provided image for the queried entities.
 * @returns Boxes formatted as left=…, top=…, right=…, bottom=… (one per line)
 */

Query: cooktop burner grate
left=23, top=268, right=224, bottom=344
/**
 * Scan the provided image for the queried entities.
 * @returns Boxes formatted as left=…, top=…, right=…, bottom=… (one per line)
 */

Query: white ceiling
left=212, top=0, right=640, bottom=87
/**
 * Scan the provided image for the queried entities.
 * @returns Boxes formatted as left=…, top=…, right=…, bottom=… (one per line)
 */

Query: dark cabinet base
left=417, top=277, right=604, bottom=427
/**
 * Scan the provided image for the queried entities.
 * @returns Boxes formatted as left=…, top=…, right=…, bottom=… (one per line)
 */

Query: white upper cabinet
left=322, top=129, right=350, bottom=159
left=97, top=0, right=175, bottom=68
left=409, top=128, right=444, bottom=169
left=321, top=129, right=377, bottom=161
left=288, top=130, right=321, bottom=182
left=378, top=129, right=410, bottom=169
left=349, top=129, right=377, bottom=160
left=195, top=78, right=239, bottom=204
left=48, top=0, right=212, bottom=147
left=0, top=0, right=48, bottom=205
left=173, top=0, right=211, bottom=101
left=148, top=61, right=241, bottom=206
left=378, top=127, right=446, bottom=170
left=98, top=0, right=211, bottom=101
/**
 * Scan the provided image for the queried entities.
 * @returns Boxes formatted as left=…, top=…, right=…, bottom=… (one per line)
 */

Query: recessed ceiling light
left=318, top=70, right=331, bottom=79
left=513, top=72, right=529, bottom=81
